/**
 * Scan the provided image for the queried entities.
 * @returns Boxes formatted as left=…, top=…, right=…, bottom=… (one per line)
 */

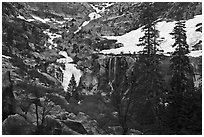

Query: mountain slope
left=2, top=2, right=202, bottom=135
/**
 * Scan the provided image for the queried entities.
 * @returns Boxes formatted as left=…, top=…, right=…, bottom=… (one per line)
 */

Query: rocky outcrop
left=61, top=119, right=88, bottom=134
left=2, top=114, right=36, bottom=135
left=2, top=71, right=16, bottom=121
left=42, top=115, right=81, bottom=135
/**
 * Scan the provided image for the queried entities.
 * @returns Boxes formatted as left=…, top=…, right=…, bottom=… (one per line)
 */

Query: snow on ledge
left=2, top=55, right=11, bottom=59
left=188, top=50, right=202, bottom=57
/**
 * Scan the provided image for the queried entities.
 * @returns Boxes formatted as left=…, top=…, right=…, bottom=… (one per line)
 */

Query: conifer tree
left=167, top=20, right=195, bottom=134
left=138, top=3, right=160, bottom=57
left=65, top=74, right=78, bottom=101
left=135, top=3, right=164, bottom=131
left=169, top=20, right=192, bottom=93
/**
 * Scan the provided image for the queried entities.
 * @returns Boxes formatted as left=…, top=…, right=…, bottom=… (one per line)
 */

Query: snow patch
left=55, top=20, right=65, bottom=24
left=90, top=3, right=114, bottom=14
left=17, top=15, right=26, bottom=20
left=26, top=19, right=35, bottom=22
left=105, top=2, right=115, bottom=8
left=64, top=17, right=73, bottom=21
left=2, top=55, right=11, bottom=59
left=74, top=21, right=90, bottom=34
left=17, top=15, right=34, bottom=22
left=58, top=51, right=73, bottom=62
left=44, top=18, right=51, bottom=22
left=74, top=4, right=108, bottom=34
left=89, top=12, right=101, bottom=20
left=74, top=12, right=101, bottom=34
left=31, top=15, right=47, bottom=23
left=101, top=15, right=202, bottom=57
left=188, top=50, right=202, bottom=57
left=90, top=4, right=105, bottom=14
left=43, top=29, right=62, bottom=47
left=51, top=18, right=65, bottom=24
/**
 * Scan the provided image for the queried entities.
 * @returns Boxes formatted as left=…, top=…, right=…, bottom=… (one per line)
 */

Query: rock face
left=2, top=71, right=16, bottom=121
left=61, top=119, right=88, bottom=134
left=65, top=111, right=106, bottom=134
left=42, top=115, right=81, bottom=135
left=2, top=114, right=36, bottom=135
left=99, top=55, right=200, bottom=91
left=78, top=71, right=99, bottom=95
left=127, top=129, right=143, bottom=135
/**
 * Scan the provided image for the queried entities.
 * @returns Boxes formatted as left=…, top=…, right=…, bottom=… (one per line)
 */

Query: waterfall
left=108, top=56, right=118, bottom=83
left=108, top=57, right=113, bottom=92
left=113, top=57, right=117, bottom=83
left=107, top=56, right=130, bottom=93
left=108, top=57, right=112, bottom=81
left=57, top=51, right=82, bottom=91
left=108, top=56, right=119, bottom=92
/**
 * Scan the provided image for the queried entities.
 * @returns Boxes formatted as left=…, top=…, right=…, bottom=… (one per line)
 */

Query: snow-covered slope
left=74, top=2, right=114, bottom=34
left=74, top=11, right=101, bottom=34
left=101, top=15, right=202, bottom=57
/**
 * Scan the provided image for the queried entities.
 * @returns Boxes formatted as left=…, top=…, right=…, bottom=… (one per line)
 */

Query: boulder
left=61, top=119, right=88, bottom=134
left=108, top=126, right=123, bottom=134
left=43, top=115, right=80, bottom=135
left=75, top=112, right=105, bottom=134
left=127, top=129, right=143, bottom=135
left=2, top=114, right=36, bottom=135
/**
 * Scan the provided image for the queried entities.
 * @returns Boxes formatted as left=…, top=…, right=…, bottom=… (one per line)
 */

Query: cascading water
left=107, top=56, right=131, bottom=93
left=113, top=57, right=117, bottom=83
left=108, top=57, right=112, bottom=82
left=108, top=56, right=119, bottom=93
left=57, top=51, right=82, bottom=91
left=108, top=57, right=114, bottom=92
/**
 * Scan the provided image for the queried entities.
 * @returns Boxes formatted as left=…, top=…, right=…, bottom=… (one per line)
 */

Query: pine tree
left=135, top=3, right=164, bottom=132
left=138, top=3, right=160, bottom=56
left=167, top=20, right=195, bottom=134
left=137, top=4, right=163, bottom=97
left=65, top=74, right=78, bottom=101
